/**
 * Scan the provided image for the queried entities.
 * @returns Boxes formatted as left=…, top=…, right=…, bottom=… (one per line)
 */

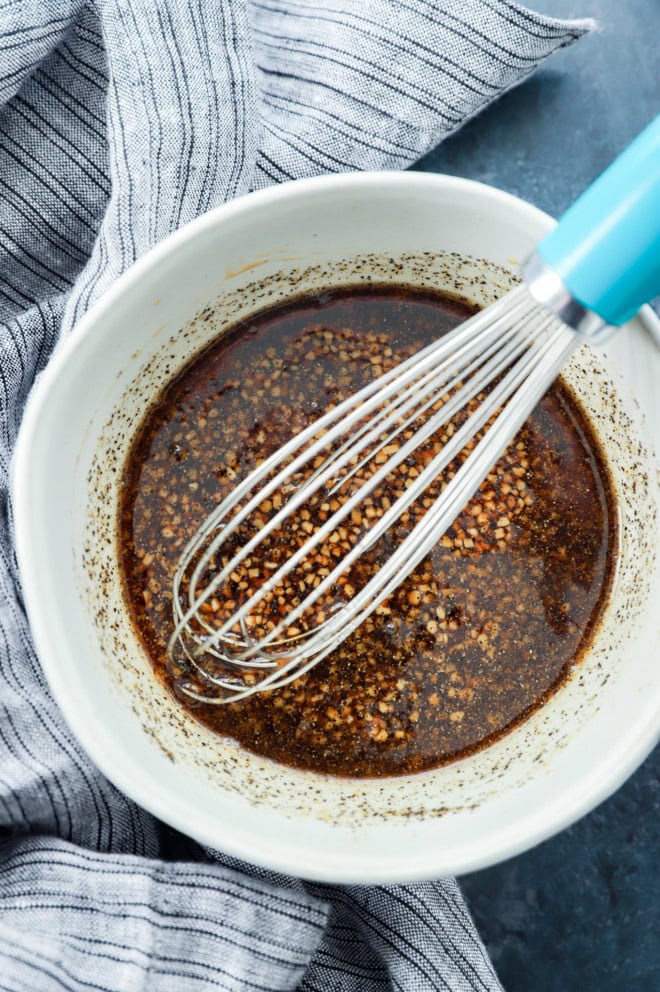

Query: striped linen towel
left=0, top=2, right=592, bottom=989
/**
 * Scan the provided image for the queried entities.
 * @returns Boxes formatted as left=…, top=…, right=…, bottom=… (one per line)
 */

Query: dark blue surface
left=416, top=2, right=659, bottom=989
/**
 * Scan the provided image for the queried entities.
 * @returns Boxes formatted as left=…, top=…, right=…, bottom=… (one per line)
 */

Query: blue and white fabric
left=0, top=2, right=591, bottom=988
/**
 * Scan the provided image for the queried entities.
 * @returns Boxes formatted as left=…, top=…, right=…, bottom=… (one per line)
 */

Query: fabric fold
left=250, top=0, right=595, bottom=186
left=0, top=836, right=328, bottom=992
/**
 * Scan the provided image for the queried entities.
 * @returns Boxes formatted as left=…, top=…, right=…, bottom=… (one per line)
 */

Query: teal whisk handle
left=536, top=115, right=660, bottom=327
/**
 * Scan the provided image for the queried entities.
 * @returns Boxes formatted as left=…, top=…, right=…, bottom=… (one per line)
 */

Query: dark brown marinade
left=118, top=286, right=617, bottom=778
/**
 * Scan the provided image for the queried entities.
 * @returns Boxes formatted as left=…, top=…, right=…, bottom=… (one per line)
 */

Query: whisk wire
left=169, top=288, right=578, bottom=702
left=197, top=314, right=575, bottom=701
left=188, top=309, right=538, bottom=662
left=170, top=289, right=531, bottom=658
left=174, top=292, right=537, bottom=663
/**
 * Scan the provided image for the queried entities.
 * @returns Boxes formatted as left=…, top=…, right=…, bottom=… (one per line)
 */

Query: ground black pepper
left=118, top=287, right=616, bottom=777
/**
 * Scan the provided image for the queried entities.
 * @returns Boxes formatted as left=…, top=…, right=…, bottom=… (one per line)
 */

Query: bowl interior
left=14, top=174, right=659, bottom=882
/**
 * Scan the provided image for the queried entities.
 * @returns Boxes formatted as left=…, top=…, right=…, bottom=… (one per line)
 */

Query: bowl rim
left=12, top=170, right=660, bottom=883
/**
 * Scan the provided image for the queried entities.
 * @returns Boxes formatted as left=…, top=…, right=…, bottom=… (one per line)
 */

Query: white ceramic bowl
left=13, top=173, right=660, bottom=883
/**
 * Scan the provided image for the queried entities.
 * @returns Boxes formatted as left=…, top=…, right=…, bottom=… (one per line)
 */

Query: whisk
left=168, top=115, right=660, bottom=704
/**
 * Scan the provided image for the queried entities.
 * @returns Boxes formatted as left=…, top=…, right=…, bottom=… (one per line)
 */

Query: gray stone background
left=416, top=1, right=659, bottom=989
